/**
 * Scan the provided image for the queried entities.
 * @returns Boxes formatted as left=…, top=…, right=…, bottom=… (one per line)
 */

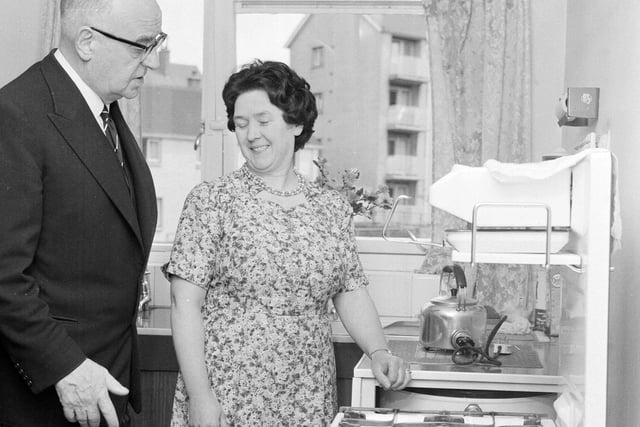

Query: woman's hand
left=188, top=392, right=228, bottom=427
left=370, top=351, right=412, bottom=390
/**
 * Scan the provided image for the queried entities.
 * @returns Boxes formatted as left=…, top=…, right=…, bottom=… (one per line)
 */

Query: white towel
left=484, top=148, right=621, bottom=253
left=484, top=148, right=606, bottom=182
left=553, top=389, right=584, bottom=427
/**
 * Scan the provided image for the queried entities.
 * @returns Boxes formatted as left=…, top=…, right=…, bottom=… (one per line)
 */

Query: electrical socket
left=567, top=87, right=599, bottom=119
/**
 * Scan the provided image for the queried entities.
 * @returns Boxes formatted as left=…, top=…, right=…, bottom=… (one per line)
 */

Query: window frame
left=156, top=197, right=164, bottom=232
left=143, top=137, right=162, bottom=166
left=392, top=36, right=421, bottom=57
left=311, top=46, right=325, bottom=68
left=162, top=0, right=427, bottom=256
left=313, top=91, right=324, bottom=114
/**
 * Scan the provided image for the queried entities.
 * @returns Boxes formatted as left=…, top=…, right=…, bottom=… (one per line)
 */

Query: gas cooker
left=331, top=406, right=556, bottom=426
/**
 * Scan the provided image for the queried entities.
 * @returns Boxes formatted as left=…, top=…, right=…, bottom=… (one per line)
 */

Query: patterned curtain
left=40, top=0, right=142, bottom=146
left=421, top=0, right=536, bottom=323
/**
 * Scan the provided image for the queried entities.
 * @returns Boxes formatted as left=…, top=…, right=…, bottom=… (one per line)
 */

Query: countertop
left=137, top=310, right=562, bottom=394
left=352, top=321, right=563, bottom=394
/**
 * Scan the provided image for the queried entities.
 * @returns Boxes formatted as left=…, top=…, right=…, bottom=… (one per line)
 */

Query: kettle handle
left=440, top=264, right=468, bottom=297
left=439, top=265, right=457, bottom=296
left=452, top=264, right=468, bottom=311
left=452, top=264, right=467, bottom=289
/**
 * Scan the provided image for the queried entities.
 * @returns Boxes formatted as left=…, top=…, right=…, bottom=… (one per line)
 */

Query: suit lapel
left=110, top=102, right=157, bottom=256
left=41, top=53, right=145, bottom=250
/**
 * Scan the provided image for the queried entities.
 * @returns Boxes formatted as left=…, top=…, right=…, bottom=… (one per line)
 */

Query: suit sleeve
left=0, top=99, right=86, bottom=393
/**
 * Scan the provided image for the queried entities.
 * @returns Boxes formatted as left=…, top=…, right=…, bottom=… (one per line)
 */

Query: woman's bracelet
left=368, top=348, right=392, bottom=358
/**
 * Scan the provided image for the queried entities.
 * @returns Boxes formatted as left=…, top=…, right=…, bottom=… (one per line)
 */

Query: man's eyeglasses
left=90, top=27, right=167, bottom=61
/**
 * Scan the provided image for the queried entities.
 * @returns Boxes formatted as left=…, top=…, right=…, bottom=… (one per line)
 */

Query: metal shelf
left=451, top=250, right=582, bottom=267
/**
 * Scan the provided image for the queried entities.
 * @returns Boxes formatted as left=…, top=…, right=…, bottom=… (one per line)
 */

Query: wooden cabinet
left=334, top=342, right=364, bottom=407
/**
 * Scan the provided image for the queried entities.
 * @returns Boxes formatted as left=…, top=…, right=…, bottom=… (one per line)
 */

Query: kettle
left=419, top=264, right=487, bottom=350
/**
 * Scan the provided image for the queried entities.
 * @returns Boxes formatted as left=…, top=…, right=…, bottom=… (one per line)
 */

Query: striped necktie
left=100, top=105, right=124, bottom=167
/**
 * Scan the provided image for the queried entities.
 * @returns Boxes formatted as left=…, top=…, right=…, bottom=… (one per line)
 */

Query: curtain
left=421, top=0, right=536, bottom=322
left=40, top=1, right=142, bottom=145
left=42, top=1, right=61, bottom=54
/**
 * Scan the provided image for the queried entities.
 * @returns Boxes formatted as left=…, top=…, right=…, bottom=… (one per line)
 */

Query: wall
left=0, top=0, right=46, bottom=87
left=562, top=0, right=640, bottom=425
left=530, top=0, right=568, bottom=160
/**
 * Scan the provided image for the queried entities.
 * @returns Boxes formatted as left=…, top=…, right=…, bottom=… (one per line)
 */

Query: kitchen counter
left=351, top=321, right=563, bottom=407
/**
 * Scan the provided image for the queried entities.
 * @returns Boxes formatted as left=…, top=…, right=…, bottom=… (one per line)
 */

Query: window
left=386, top=180, right=416, bottom=204
left=143, top=138, right=162, bottom=165
left=389, top=84, right=419, bottom=106
left=148, top=1, right=431, bottom=248
left=156, top=197, right=163, bottom=232
left=392, top=37, right=421, bottom=57
left=311, top=46, right=324, bottom=68
left=314, top=92, right=324, bottom=114
left=388, top=132, right=417, bottom=156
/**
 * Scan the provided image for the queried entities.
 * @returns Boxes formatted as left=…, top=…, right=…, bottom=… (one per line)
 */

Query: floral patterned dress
left=164, top=165, right=368, bottom=426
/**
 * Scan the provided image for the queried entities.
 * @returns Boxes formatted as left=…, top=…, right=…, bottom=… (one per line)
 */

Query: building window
left=388, top=132, right=417, bottom=156
left=143, top=138, right=162, bottom=166
left=392, top=37, right=421, bottom=57
left=311, top=46, right=324, bottom=68
left=389, top=85, right=419, bottom=106
left=156, top=197, right=163, bottom=232
left=386, top=180, right=416, bottom=204
left=314, top=92, right=324, bottom=114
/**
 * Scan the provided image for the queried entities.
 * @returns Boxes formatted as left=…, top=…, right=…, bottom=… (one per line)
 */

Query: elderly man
left=0, top=1, right=162, bottom=425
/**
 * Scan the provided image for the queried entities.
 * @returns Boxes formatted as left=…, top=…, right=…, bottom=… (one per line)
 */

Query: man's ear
left=293, top=124, right=303, bottom=136
left=75, top=26, right=95, bottom=61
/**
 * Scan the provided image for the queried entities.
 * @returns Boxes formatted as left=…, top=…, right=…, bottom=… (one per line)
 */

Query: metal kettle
left=419, top=264, right=487, bottom=350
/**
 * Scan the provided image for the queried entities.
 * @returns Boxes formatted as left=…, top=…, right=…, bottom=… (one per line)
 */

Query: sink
left=383, top=320, right=420, bottom=337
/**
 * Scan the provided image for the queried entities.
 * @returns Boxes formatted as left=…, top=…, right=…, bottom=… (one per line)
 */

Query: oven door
left=379, top=388, right=557, bottom=416
left=330, top=406, right=558, bottom=426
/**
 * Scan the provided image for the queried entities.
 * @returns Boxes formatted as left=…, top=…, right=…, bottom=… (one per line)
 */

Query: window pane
left=235, top=12, right=431, bottom=237
left=142, top=0, right=204, bottom=244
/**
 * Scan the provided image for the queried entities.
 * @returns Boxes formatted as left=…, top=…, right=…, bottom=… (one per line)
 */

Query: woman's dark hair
left=222, top=60, right=318, bottom=152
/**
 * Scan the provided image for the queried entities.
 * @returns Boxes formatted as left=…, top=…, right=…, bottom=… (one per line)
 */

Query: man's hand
left=55, top=358, right=129, bottom=427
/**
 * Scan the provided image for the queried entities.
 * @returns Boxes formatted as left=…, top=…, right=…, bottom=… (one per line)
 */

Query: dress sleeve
left=339, top=199, right=369, bottom=292
left=163, top=182, right=221, bottom=289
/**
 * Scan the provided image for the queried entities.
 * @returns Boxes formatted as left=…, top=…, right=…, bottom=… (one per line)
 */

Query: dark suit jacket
left=0, top=50, right=157, bottom=426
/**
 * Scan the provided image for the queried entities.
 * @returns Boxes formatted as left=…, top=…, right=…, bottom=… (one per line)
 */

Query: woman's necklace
left=243, top=165, right=305, bottom=197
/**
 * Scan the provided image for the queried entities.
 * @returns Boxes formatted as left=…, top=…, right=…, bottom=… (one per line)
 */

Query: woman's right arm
left=171, top=276, right=227, bottom=427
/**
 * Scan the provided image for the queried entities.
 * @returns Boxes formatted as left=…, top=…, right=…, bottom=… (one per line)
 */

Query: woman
left=165, top=60, right=411, bottom=427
